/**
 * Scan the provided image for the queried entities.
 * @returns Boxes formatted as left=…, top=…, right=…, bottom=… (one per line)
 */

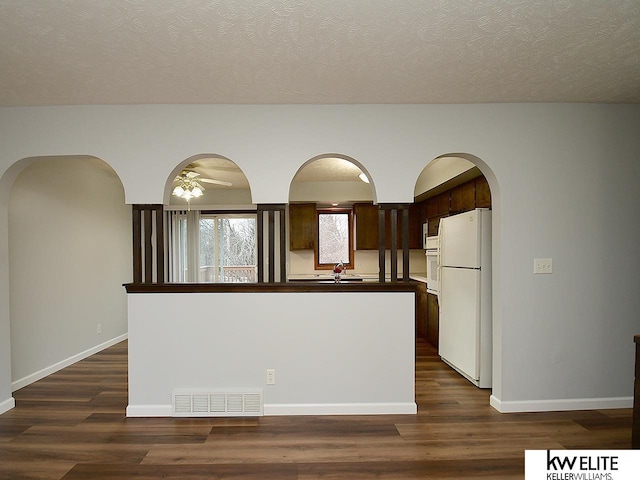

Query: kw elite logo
left=545, top=450, right=617, bottom=480
left=525, top=450, right=640, bottom=480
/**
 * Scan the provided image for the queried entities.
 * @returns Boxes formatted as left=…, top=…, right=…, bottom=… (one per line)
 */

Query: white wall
left=127, top=291, right=416, bottom=416
left=1, top=104, right=639, bottom=413
left=8, top=157, right=130, bottom=389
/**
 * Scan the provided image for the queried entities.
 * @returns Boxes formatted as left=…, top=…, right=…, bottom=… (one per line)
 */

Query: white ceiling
left=293, top=157, right=365, bottom=182
left=183, top=158, right=251, bottom=189
left=1, top=0, right=639, bottom=107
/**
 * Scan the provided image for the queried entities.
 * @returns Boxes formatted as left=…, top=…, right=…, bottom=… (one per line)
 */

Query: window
left=199, top=214, right=257, bottom=282
left=315, top=208, right=353, bottom=269
left=167, top=211, right=257, bottom=283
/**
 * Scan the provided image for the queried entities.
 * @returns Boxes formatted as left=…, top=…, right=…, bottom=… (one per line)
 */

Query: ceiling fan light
left=173, top=168, right=220, bottom=201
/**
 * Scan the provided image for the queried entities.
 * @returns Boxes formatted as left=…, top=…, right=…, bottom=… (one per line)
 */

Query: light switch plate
left=534, top=258, right=553, bottom=274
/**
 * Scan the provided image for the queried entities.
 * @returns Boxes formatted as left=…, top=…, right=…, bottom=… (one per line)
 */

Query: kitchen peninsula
left=125, top=281, right=419, bottom=417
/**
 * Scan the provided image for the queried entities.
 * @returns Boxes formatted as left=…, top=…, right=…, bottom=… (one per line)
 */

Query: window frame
left=314, top=207, right=354, bottom=270
left=196, top=210, right=258, bottom=283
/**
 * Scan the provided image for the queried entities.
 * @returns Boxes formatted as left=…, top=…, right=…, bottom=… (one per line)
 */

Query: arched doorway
left=6, top=155, right=129, bottom=391
left=413, top=153, right=499, bottom=393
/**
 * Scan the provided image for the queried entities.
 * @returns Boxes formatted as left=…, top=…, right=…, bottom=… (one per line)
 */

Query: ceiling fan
left=172, top=166, right=232, bottom=201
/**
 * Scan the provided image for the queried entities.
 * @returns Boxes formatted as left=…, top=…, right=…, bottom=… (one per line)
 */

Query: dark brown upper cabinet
left=475, top=176, right=491, bottom=208
left=354, top=203, right=379, bottom=250
left=289, top=203, right=316, bottom=250
left=450, top=181, right=476, bottom=214
left=420, top=174, right=491, bottom=236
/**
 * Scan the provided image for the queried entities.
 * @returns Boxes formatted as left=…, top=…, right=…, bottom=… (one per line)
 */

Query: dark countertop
left=124, top=281, right=421, bottom=294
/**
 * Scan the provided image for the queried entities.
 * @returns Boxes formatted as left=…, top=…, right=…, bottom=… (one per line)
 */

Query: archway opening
left=288, top=154, right=377, bottom=277
left=163, top=155, right=257, bottom=283
left=7, top=155, right=129, bottom=390
left=414, top=155, right=492, bottom=235
left=289, top=154, right=376, bottom=205
left=166, top=155, right=253, bottom=208
left=412, top=153, right=499, bottom=394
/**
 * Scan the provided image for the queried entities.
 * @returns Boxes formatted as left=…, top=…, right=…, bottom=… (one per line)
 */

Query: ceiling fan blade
left=184, top=171, right=200, bottom=178
left=199, top=178, right=232, bottom=187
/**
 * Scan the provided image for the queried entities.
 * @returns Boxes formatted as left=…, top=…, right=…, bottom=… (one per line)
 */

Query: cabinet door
left=475, top=176, right=492, bottom=208
left=408, top=203, right=423, bottom=249
left=354, top=203, right=379, bottom=250
left=426, top=197, right=439, bottom=218
left=437, top=192, right=450, bottom=215
left=427, top=293, right=439, bottom=349
left=415, top=283, right=428, bottom=340
left=450, top=181, right=476, bottom=214
left=289, top=203, right=316, bottom=250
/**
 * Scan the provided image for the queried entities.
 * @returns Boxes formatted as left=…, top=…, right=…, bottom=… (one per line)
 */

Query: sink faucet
left=333, top=262, right=345, bottom=283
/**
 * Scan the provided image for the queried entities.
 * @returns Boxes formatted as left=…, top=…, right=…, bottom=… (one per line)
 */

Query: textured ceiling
left=1, top=0, right=639, bottom=106
left=293, top=157, right=365, bottom=182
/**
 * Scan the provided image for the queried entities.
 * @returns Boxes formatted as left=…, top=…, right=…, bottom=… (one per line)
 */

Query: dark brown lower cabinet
left=427, top=292, right=439, bottom=349
left=415, top=283, right=427, bottom=340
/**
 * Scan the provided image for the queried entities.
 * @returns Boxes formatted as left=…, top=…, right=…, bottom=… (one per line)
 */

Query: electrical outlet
left=534, top=258, right=553, bottom=274
left=97, top=324, right=102, bottom=334
left=266, top=369, right=275, bottom=385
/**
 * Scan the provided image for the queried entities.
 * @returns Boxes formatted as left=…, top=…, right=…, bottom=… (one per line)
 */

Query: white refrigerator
left=438, top=208, right=492, bottom=388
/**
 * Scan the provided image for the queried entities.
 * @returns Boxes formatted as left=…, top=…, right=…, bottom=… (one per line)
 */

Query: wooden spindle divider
left=131, top=204, right=164, bottom=284
left=379, top=204, right=411, bottom=283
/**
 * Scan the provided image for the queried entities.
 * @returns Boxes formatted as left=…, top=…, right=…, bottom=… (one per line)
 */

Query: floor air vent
left=172, top=389, right=263, bottom=417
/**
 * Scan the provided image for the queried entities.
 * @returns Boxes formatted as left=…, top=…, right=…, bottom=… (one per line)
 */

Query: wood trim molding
left=132, top=204, right=164, bottom=284
left=257, top=203, right=287, bottom=283
left=124, top=281, right=422, bottom=294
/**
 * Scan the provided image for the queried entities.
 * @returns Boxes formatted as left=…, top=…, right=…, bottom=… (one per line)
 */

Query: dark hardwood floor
left=0, top=339, right=632, bottom=479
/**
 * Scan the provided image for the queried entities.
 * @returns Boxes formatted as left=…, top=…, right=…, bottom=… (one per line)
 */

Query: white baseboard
left=0, top=396, right=15, bottom=415
left=11, top=333, right=128, bottom=392
left=265, top=402, right=418, bottom=416
left=490, top=394, right=633, bottom=413
left=126, top=404, right=173, bottom=417
left=125, top=402, right=418, bottom=418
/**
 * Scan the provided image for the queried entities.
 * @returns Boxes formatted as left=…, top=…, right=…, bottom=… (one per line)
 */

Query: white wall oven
left=424, top=235, right=440, bottom=295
